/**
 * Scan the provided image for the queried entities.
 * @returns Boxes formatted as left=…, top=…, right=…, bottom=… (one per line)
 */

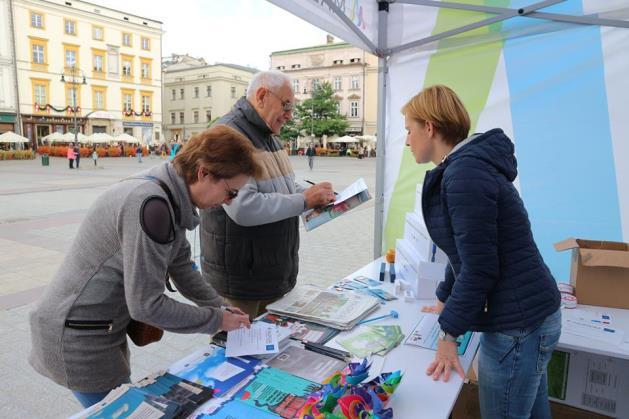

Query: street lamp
left=60, top=66, right=87, bottom=145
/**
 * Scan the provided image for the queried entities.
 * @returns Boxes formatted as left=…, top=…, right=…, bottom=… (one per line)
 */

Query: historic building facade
left=0, top=0, right=19, bottom=134
left=12, top=0, right=162, bottom=145
left=270, top=38, right=377, bottom=136
left=162, top=54, right=256, bottom=141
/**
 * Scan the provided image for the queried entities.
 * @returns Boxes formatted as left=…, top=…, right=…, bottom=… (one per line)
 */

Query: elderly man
left=200, top=71, right=335, bottom=319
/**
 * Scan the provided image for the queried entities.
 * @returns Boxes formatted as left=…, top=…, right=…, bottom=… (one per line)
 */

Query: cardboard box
left=547, top=347, right=629, bottom=418
left=451, top=382, right=612, bottom=419
left=554, top=238, right=629, bottom=309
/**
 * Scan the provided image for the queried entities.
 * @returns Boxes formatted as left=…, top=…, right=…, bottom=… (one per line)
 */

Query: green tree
left=207, top=116, right=221, bottom=127
left=280, top=82, right=349, bottom=141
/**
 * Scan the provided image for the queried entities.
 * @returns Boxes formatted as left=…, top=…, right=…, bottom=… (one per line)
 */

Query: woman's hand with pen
left=220, top=306, right=251, bottom=332
left=303, top=182, right=335, bottom=209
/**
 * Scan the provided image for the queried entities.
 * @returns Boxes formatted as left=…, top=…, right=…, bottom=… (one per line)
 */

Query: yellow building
left=271, top=37, right=378, bottom=136
left=13, top=0, right=162, bottom=145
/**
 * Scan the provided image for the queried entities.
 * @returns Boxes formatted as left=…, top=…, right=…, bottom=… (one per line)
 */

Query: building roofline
left=164, top=62, right=258, bottom=74
left=35, top=0, right=163, bottom=24
left=271, top=42, right=352, bottom=56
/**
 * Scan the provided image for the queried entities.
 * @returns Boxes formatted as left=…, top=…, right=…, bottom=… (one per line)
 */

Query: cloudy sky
left=101, top=0, right=329, bottom=70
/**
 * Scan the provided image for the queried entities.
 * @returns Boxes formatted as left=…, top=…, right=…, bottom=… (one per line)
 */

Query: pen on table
left=304, top=179, right=338, bottom=195
left=304, top=342, right=350, bottom=361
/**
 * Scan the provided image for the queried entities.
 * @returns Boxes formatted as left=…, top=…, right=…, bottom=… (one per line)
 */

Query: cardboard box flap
left=554, top=237, right=579, bottom=252
left=579, top=248, right=629, bottom=269
left=555, top=237, right=628, bottom=252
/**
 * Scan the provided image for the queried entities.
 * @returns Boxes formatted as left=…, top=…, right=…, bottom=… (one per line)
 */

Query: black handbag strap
left=122, top=175, right=181, bottom=293
left=140, top=175, right=181, bottom=225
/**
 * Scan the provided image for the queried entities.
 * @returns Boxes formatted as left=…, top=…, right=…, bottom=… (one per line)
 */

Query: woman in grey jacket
left=29, top=125, right=261, bottom=408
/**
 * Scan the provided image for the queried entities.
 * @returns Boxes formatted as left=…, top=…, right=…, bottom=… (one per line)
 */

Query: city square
left=1, top=0, right=627, bottom=418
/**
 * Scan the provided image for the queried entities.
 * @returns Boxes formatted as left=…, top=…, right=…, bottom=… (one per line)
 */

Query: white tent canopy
left=355, top=135, right=377, bottom=143
left=61, top=132, right=89, bottom=144
left=90, top=133, right=114, bottom=143
left=115, top=133, right=139, bottom=144
left=329, top=135, right=359, bottom=143
left=0, top=131, right=30, bottom=143
left=267, top=0, right=629, bottom=281
left=42, top=132, right=64, bottom=142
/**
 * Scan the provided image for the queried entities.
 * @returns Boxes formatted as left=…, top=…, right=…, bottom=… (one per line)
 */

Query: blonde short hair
left=402, top=85, right=471, bottom=146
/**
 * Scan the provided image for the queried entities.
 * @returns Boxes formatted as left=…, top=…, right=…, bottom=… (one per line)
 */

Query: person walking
left=67, top=143, right=76, bottom=169
left=306, top=144, right=316, bottom=170
left=136, top=145, right=143, bottom=163
left=91, top=149, right=98, bottom=167
left=403, top=85, right=560, bottom=418
left=74, top=144, right=81, bottom=169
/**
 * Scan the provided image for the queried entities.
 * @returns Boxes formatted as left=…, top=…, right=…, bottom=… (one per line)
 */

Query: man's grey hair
left=246, top=71, right=292, bottom=99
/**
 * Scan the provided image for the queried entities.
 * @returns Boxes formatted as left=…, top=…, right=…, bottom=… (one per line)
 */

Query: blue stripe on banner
left=503, top=1, right=622, bottom=281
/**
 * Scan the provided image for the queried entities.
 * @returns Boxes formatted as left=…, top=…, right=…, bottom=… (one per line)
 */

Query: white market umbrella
left=0, top=131, right=30, bottom=143
left=42, top=132, right=65, bottom=142
left=329, top=135, right=359, bottom=143
left=61, top=132, right=90, bottom=144
left=115, top=133, right=138, bottom=144
left=356, top=135, right=377, bottom=143
left=90, top=133, right=114, bottom=143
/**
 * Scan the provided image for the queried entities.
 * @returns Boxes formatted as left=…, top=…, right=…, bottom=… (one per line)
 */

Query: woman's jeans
left=479, top=309, right=561, bottom=419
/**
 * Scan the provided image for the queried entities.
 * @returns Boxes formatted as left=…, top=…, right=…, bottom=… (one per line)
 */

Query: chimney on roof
left=326, top=34, right=334, bottom=44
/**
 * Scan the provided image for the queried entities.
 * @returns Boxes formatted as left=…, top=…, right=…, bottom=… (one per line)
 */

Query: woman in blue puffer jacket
left=402, top=85, right=561, bottom=419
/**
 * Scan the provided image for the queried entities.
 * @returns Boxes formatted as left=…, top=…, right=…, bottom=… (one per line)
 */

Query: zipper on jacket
left=448, top=259, right=490, bottom=313
left=65, top=319, right=113, bottom=332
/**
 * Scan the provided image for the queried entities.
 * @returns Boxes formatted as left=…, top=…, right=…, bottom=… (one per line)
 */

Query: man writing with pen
left=200, top=70, right=335, bottom=321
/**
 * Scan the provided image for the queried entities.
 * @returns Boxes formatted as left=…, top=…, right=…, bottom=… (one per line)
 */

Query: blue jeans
left=478, top=309, right=561, bottom=419
left=72, top=389, right=111, bottom=408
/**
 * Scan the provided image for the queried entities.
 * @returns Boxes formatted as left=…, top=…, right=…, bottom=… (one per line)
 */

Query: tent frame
left=320, top=0, right=628, bottom=257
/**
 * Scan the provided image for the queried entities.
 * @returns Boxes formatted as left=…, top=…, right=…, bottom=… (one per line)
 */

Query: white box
left=395, top=239, right=446, bottom=299
left=414, top=183, right=424, bottom=220
left=403, top=213, right=448, bottom=264
left=549, top=348, right=629, bottom=418
left=396, top=239, right=446, bottom=282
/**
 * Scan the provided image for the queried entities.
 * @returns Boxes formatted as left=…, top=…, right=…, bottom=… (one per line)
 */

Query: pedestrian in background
left=306, top=143, right=316, bottom=170
left=92, top=149, right=98, bottom=167
left=136, top=145, right=143, bottom=163
left=74, top=144, right=81, bottom=169
left=67, top=143, right=76, bottom=169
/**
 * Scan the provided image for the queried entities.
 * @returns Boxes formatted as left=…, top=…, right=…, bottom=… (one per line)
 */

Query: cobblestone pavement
left=0, top=155, right=376, bottom=417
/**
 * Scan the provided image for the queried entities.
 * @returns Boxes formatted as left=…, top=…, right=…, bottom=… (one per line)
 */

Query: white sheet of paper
left=562, top=309, right=624, bottom=346
left=332, top=177, right=368, bottom=204
left=225, top=323, right=279, bottom=357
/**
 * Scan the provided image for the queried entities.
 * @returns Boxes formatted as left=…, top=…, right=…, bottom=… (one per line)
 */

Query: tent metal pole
left=374, top=1, right=389, bottom=259
left=392, top=0, right=562, bottom=54
left=321, top=0, right=378, bottom=54
left=399, top=0, right=629, bottom=29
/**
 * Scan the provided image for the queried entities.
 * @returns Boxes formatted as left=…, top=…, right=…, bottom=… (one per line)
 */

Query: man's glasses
left=266, top=89, right=294, bottom=112
left=223, top=179, right=239, bottom=200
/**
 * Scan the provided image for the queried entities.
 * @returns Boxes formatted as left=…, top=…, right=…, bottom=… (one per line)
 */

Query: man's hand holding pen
left=303, top=181, right=335, bottom=209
